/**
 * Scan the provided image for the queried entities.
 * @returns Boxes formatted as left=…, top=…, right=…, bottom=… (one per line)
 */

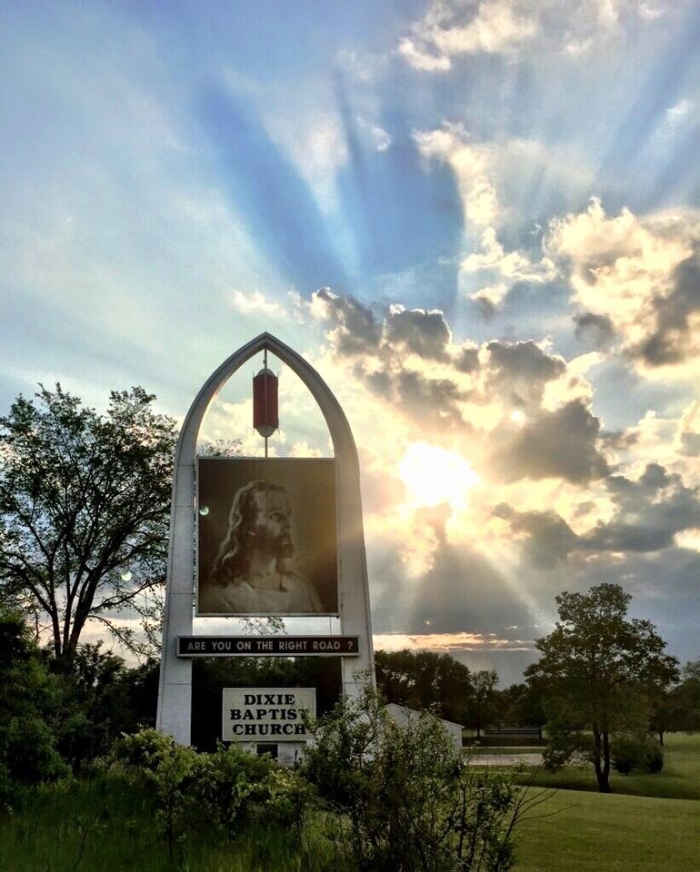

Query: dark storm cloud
left=455, top=346, right=480, bottom=373
left=574, top=311, right=616, bottom=350
left=484, top=340, right=566, bottom=409
left=314, top=290, right=453, bottom=362
left=493, top=505, right=578, bottom=569
left=679, top=430, right=700, bottom=457
left=314, top=288, right=381, bottom=355
left=473, top=295, right=498, bottom=321
left=313, top=290, right=473, bottom=432
left=496, top=462, right=700, bottom=568
left=582, top=463, right=700, bottom=553
left=500, top=399, right=609, bottom=483
left=384, top=307, right=451, bottom=360
left=634, top=251, right=700, bottom=366
left=394, top=370, right=468, bottom=430
left=486, top=340, right=565, bottom=383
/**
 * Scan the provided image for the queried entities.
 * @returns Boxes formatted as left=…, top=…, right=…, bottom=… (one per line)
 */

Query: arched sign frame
left=156, top=333, right=375, bottom=744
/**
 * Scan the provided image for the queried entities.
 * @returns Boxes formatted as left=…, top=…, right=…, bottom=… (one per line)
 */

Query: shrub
left=644, top=737, right=664, bottom=773
left=112, top=729, right=200, bottom=857
left=303, top=685, right=522, bottom=872
left=612, top=734, right=664, bottom=775
left=2, top=715, right=70, bottom=785
left=111, top=729, right=312, bottom=861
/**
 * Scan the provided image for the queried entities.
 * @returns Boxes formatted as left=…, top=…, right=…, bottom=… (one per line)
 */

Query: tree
left=0, top=607, right=68, bottom=791
left=662, top=659, right=700, bottom=734
left=375, top=649, right=473, bottom=725
left=525, top=583, right=678, bottom=793
left=54, top=642, right=160, bottom=767
left=0, top=384, right=176, bottom=664
left=495, top=683, right=546, bottom=735
left=465, top=669, right=499, bottom=739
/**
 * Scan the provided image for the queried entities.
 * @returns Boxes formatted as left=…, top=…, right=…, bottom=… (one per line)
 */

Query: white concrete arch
left=156, top=333, right=374, bottom=744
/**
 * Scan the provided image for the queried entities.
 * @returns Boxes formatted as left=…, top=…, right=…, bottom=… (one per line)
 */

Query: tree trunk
left=592, top=725, right=612, bottom=793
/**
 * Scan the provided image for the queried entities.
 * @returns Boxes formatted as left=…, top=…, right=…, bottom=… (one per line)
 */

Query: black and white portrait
left=196, top=458, right=338, bottom=616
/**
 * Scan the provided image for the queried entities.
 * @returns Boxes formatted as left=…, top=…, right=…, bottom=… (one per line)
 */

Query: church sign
left=222, top=687, right=316, bottom=742
left=156, top=334, right=375, bottom=747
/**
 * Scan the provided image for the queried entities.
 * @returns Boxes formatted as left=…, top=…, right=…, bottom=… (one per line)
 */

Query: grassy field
left=0, top=777, right=322, bottom=872
left=503, top=733, right=700, bottom=872
left=514, top=790, right=700, bottom=872
left=1, top=734, right=698, bottom=871
left=512, top=732, right=700, bottom=801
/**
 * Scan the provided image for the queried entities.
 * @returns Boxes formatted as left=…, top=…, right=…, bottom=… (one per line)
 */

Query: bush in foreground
left=111, top=729, right=309, bottom=861
left=303, top=686, right=525, bottom=872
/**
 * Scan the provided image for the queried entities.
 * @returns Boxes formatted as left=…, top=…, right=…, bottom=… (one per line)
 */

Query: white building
left=385, top=703, right=463, bottom=753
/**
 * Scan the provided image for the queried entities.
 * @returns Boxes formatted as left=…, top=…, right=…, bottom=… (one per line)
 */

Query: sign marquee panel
left=222, top=687, right=316, bottom=742
left=178, top=635, right=360, bottom=657
left=196, top=458, right=338, bottom=617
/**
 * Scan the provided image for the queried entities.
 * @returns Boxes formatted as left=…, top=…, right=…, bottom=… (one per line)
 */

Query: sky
left=2, top=0, right=700, bottom=686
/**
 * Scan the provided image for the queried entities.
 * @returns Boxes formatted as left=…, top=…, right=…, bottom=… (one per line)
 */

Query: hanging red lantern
left=253, top=366, right=278, bottom=438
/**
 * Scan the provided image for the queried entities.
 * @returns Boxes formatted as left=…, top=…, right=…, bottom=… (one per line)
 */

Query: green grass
left=515, top=733, right=700, bottom=801
left=514, top=789, right=700, bottom=872
left=0, top=776, right=319, bottom=872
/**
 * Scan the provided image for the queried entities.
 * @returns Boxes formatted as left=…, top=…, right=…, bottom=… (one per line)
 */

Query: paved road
left=464, top=752, right=543, bottom=767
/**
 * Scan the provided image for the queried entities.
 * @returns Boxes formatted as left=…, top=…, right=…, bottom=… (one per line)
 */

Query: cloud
left=493, top=505, right=578, bottom=568
left=470, top=283, right=508, bottom=319
left=495, top=399, right=610, bottom=484
left=227, top=289, right=286, bottom=317
left=495, top=460, right=700, bottom=567
left=384, top=305, right=451, bottom=360
left=414, top=126, right=500, bottom=228
left=396, top=0, right=667, bottom=72
left=308, top=291, right=611, bottom=491
left=546, top=198, right=700, bottom=372
left=484, top=340, right=566, bottom=407
left=573, top=311, right=616, bottom=350
left=311, top=288, right=381, bottom=355
left=398, top=1, right=537, bottom=71
left=414, top=127, right=558, bottom=314
left=676, top=401, right=700, bottom=457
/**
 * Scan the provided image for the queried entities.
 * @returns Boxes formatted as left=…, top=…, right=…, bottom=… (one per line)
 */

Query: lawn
left=513, top=732, right=700, bottom=801
left=514, top=789, right=700, bottom=872
left=508, top=732, right=700, bottom=872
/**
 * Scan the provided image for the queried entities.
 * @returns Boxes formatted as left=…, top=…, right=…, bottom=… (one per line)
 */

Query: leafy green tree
left=54, top=643, right=160, bottom=767
left=375, top=649, right=473, bottom=725
left=0, top=607, right=68, bottom=792
left=0, top=384, right=176, bottom=664
left=665, top=659, right=700, bottom=734
left=495, top=683, right=546, bottom=735
left=525, top=583, right=678, bottom=793
left=465, top=669, right=499, bottom=739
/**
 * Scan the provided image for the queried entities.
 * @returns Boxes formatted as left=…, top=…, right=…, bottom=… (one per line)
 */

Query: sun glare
left=398, top=442, right=480, bottom=509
